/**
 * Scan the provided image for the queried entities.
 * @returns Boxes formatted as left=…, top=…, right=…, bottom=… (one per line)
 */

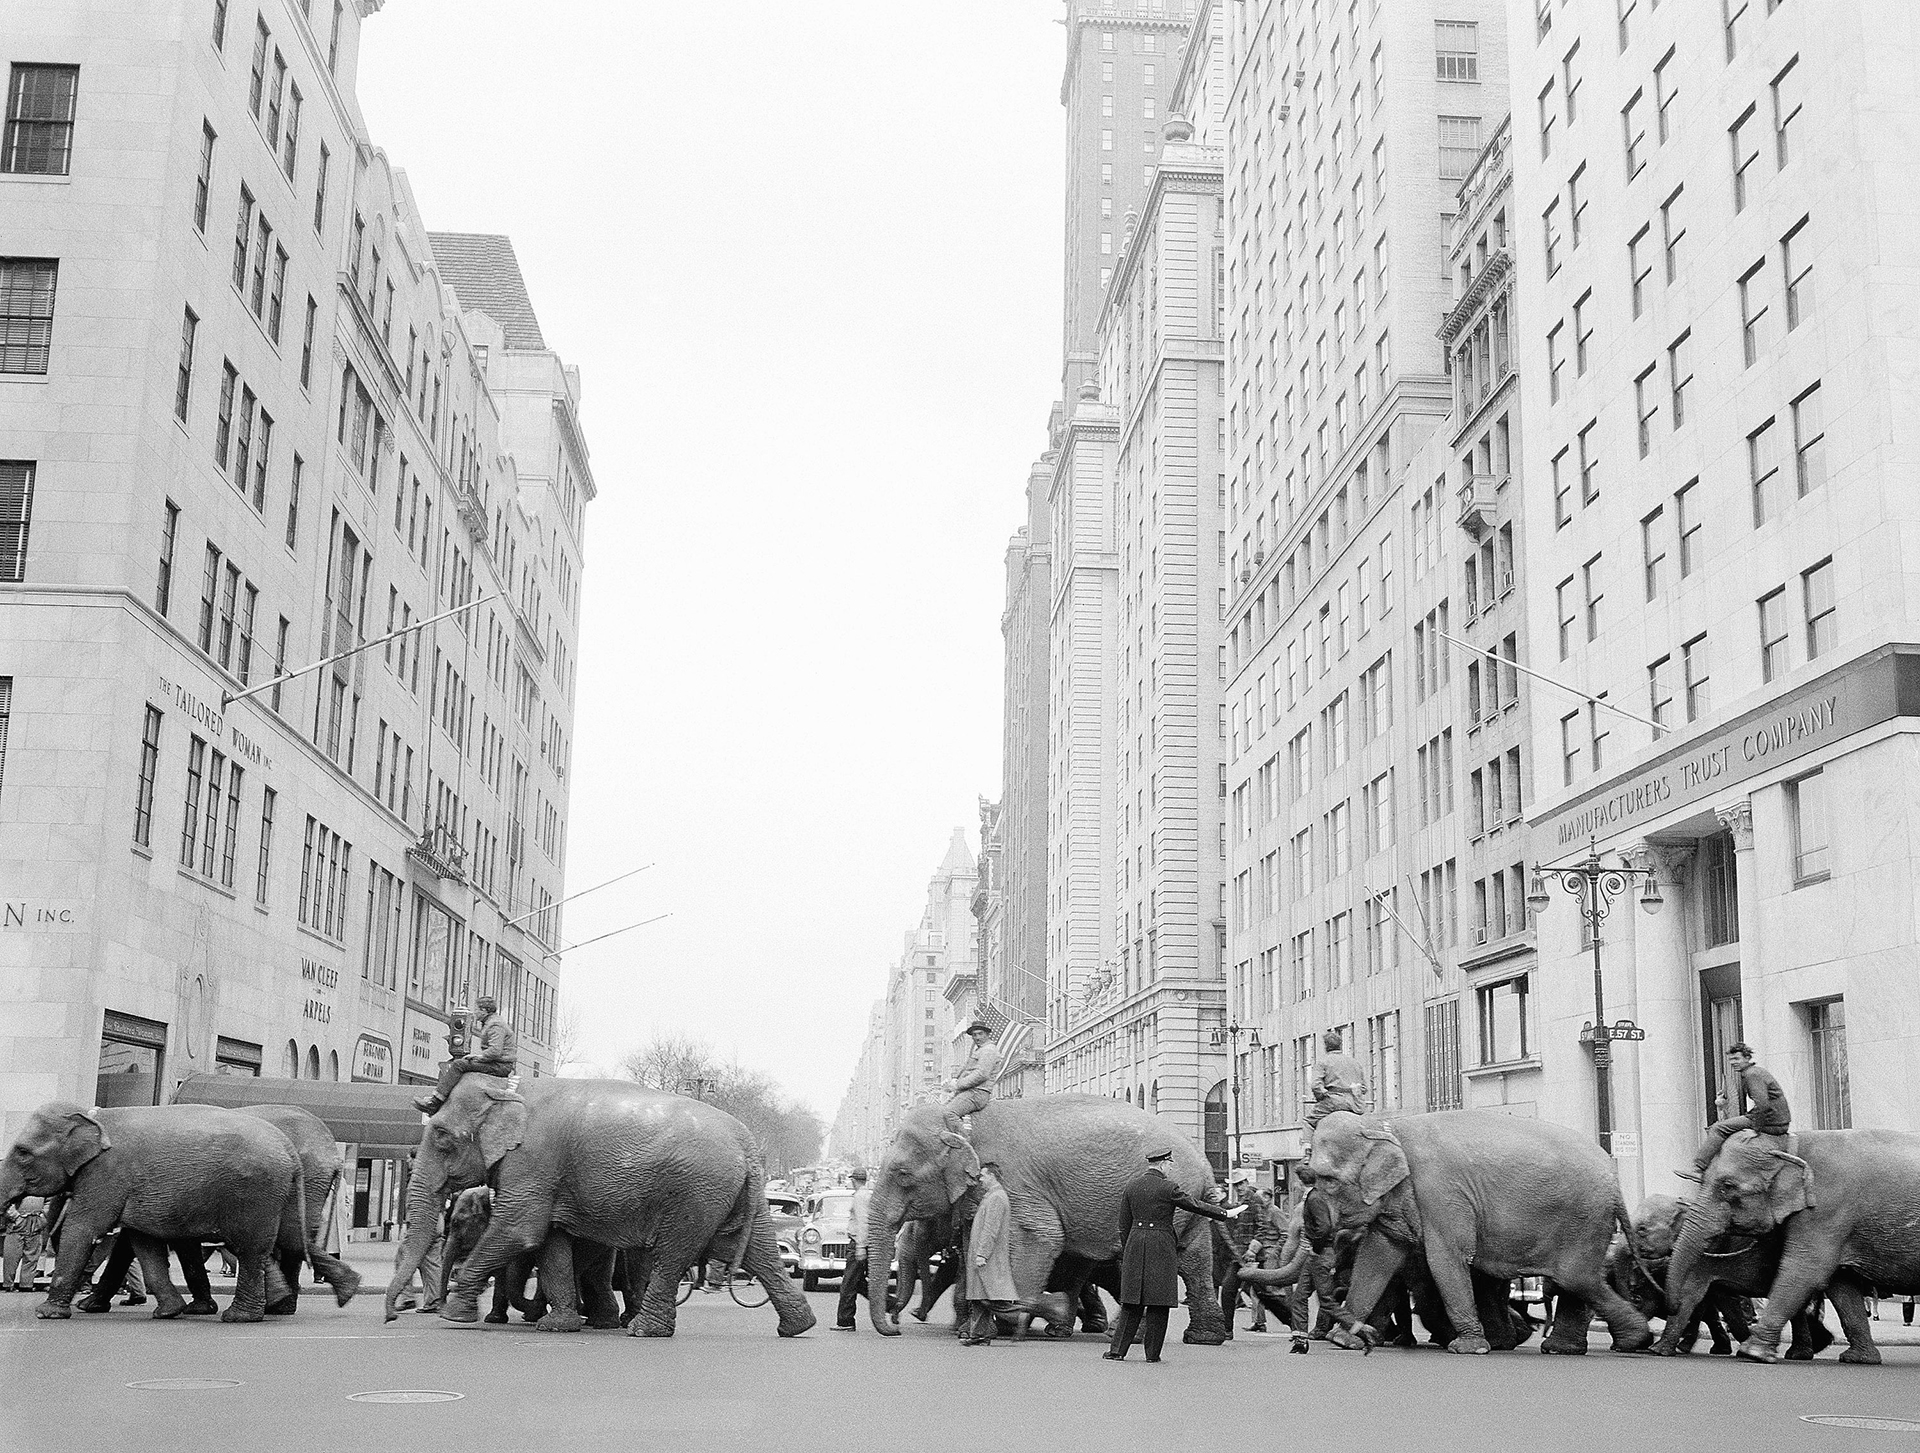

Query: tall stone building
left=0, top=1, right=591, bottom=1230
left=1043, top=2, right=1232, bottom=1163
left=1511, top=0, right=1920, bottom=1199
left=1219, top=0, right=1508, bottom=1175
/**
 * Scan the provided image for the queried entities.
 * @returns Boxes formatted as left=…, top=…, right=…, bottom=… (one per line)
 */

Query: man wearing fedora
left=942, top=1018, right=999, bottom=1130
left=1104, top=1147, right=1242, bottom=1363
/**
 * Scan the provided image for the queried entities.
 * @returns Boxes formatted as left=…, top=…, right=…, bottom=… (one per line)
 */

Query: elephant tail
left=705, top=1156, right=760, bottom=1270
left=295, top=1171, right=361, bottom=1307
left=1612, top=1193, right=1657, bottom=1290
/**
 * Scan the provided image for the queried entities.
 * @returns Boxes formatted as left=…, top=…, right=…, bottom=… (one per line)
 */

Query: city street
left=2, top=1249, right=1918, bottom=1452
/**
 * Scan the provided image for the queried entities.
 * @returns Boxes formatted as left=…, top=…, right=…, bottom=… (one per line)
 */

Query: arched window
left=284, top=1040, right=299, bottom=1078
left=305, top=1045, right=320, bottom=1080
left=328, top=1050, right=340, bottom=1082
left=1203, top=1080, right=1229, bottom=1177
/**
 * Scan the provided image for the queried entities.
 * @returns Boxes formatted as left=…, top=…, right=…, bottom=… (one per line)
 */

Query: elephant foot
left=264, top=1297, right=297, bottom=1316
left=1784, top=1344, right=1814, bottom=1361
left=1447, top=1334, right=1492, bottom=1355
left=1736, top=1338, right=1779, bottom=1363
left=534, top=1309, right=586, bottom=1333
left=1838, top=1345, right=1883, bottom=1366
left=1181, top=1326, right=1229, bottom=1346
left=1709, top=1343, right=1733, bottom=1356
left=586, top=1313, right=622, bottom=1331
left=181, top=1299, right=219, bottom=1317
left=484, top=1311, right=508, bottom=1324
left=627, top=1319, right=676, bottom=1338
left=1540, top=1338, right=1587, bottom=1356
left=150, top=1297, right=190, bottom=1321
left=910, top=1308, right=929, bottom=1323
left=776, top=1304, right=817, bottom=1338
left=329, top=1268, right=362, bottom=1307
left=75, top=1295, right=113, bottom=1314
left=35, top=1301, right=72, bottom=1320
left=1611, top=1326, right=1654, bottom=1354
left=220, top=1307, right=265, bottom=1323
left=437, top=1296, right=481, bottom=1325
left=1392, top=1334, right=1419, bottom=1349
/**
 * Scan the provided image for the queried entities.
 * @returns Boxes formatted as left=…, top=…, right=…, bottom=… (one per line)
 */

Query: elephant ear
left=1763, top=1150, right=1815, bottom=1222
left=1359, top=1127, right=1410, bottom=1206
left=476, top=1087, right=527, bottom=1170
left=937, top=1131, right=981, bottom=1207
left=61, top=1109, right=110, bottom=1168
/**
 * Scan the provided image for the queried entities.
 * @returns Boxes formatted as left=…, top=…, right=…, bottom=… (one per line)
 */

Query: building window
left=314, top=142, right=329, bottom=234
left=1660, top=186, right=1685, bottom=283
left=173, top=306, right=197, bottom=422
left=133, top=704, right=162, bottom=848
left=1438, top=116, right=1481, bottom=180
left=1683, top=633, right=1711, bottom=721
left=1476, top=975, right=1530, bottom=1065
left=1629, top=225, right=1652, bottom=317
left=212, top=0, right=230, bottom=49
left=1802, top=556, right=1836, bottom=660
left=97, top=1010, right=167, bottom=1109
left=1758, top=586, right=1790, bottom=682
left=1435, top=21, right=1478, bottom=81
left=1739, top=258, right=1768, bottom=366
left=1783, top=216, right=1812, bottom=329
left=1648, top=655, right=1673, bottom=733
left=1577, top=420, right=1598, bottom=504
left=0, top=461, right=33, bottom=582
left=1424, top=999, right=1462, bottom=1112
left=1806, top=999, right=1850, bottom=1129
left=1772, top=56, right=1802, bottom=166
left=193, top=123, right=215, bottom=231
left=1749, top=417, right=1783, bottom=525
left=1560, top=711, right=1580, bottom=785
left=1634, top=364, right=1656, bottom=455
left=0, top=259, right=58, bottom=375
left=1641, top=505, right=1666, bottom=599
left=300, top=295, right=317, bottom=388
left=1668, top=330, right=1692, bottom=427
left=156, top=499, right=178, bottom=615
left=1582, top=554, right=1604, bottom=641
left=1702, top=832, right=1739, bottom=948
left=1676, top=478, right=1701, bottom=577
left=3, top=64, right=79, bottom=177
left=1546, top=321, right=1563, bottom=401
left=1730, top=105, right=1760, bottom=212
left=1789, top=770, right=1830, bottom=885
left=1622, top=89, right=1646, bottom=178
left=1792, top=383, right=1825, bottom=498
left=1555, top=576, right=1575, bottom=659
left=1542, top=199, right=1562, bottom=275
left=180, top=734, right=206, bottom=867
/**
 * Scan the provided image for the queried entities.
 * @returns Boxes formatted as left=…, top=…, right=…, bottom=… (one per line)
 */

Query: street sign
left=1611, top=1021, right=1648, bottom=1042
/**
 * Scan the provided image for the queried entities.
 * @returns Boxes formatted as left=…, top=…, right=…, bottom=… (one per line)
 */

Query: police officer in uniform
left=1103, top=1148, right=1242, bottom=1363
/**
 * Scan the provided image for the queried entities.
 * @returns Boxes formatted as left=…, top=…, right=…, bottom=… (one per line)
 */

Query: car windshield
left=815, top=1193, right=854, bottom=1223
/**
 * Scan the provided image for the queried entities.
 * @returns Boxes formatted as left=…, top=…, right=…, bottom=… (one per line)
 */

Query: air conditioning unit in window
left=1470, top=926, right=1489, bottom=945
left=1501, top=571, right=1516, bottom=594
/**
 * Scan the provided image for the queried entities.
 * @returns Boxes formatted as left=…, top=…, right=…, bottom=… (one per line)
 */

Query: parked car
left=797, top=1188, right=856, bottom=1291
left=766, top=1191, right=804, bottom=1278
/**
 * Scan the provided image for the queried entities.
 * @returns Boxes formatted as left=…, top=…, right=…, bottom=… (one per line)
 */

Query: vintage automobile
left=766, top=1190, right=804, bottom=1278
left=796, top=1187, right=856, bottom=1291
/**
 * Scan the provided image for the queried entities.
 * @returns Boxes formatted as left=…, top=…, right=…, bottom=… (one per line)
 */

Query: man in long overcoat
left=1104, top=1148, right=1240, bottom=1363
left=960, top=1163, right=1018, bottom=1345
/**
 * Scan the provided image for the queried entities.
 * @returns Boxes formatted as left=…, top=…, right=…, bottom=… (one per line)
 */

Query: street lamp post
left=1209, top=1018, right=1263, bottom=1173
left=1526, top=837, right=1663, bottom=1155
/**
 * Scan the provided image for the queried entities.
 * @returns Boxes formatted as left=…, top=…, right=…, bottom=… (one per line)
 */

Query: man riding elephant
left=413, top=995, right=517, bottom=1116
left=942, top=1020, right=998, bottom=1132
left=1305, top=1030, right=1368, bottom=1136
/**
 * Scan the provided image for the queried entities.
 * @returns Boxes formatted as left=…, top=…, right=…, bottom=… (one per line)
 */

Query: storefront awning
left=172, top=1074, right=425, bottom=1154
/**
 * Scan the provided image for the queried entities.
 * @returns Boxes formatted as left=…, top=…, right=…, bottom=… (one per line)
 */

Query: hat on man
left=476, top=995, right=498, bottom=1013
left=850, top=1167, right=869, bottom=1183
left=1226, top=1168, right=1251, bottom=1186
left=965, top=1019, right=993, bottom=1036
left=1146, top=1147, right=1175, bottom=1163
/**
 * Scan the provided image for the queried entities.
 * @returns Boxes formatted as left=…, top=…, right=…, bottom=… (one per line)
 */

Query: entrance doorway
left=1698, top=963, right=1743, bottom=1130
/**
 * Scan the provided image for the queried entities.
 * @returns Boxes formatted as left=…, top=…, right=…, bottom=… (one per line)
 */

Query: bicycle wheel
left=677, top=1267, right=698, bottom=1304
left=728, top=1270, right=771, bottom=1308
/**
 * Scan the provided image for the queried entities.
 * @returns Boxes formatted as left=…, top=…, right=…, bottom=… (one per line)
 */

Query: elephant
left=1356, top=1249, right=1535, bottom=1350
left=237, top=1104, right=360, bottom=1314
left=888, top=1215, right=956, bottom=1322
left=1307, top=1109, right=1652, bottom=1355
left=0, top=1101, right=358, bottom=1322
left=1666, top=1127, right=1920, bottom=1364
left=861, top=1095, right=1230, bottom=1344
left=441, top=1186, right=542, bottom=1323
left=383, top=1075, right=813, bottom=1338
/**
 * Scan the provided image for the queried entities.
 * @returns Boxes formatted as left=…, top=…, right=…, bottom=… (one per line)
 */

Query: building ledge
left=1464, top=1057, right=1542, bottom=1080
left=1460, top=928, right=1535, bottom=974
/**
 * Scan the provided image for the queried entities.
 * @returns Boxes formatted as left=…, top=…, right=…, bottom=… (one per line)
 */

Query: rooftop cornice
left=1437, top=248, right=1513, bottom=346
left=1095, top=144, right=1224, bottom=336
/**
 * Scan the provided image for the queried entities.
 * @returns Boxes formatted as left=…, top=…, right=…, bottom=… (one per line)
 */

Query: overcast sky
left=358, top=3, right=1066, bottom=1118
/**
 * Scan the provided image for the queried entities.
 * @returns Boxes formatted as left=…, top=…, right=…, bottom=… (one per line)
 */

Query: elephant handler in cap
left=1104, top=1148, right=1243, bottom=1363
left=942, top=1020, right=999, bottom=1132
left=413, top=995, right=518, bottom=1115
left=1679, top=1042, right=1792, bottom=1182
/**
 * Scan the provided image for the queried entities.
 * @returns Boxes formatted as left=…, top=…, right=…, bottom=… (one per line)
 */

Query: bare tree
left=553, top=1004, right=586, bottom=1072
left=615, top=1031, right=824, bottom=1176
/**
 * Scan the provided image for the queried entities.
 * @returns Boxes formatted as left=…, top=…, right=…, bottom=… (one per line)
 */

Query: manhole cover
left=127, top=1378, right=243, bottom=1391
left=347, top=1390, right=464, bottom=1405
left=1801, top=1417, right=1920, bottom=1433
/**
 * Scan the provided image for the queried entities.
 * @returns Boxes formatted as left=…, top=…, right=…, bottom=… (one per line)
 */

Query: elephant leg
left=1737, top=1257, right=1827, bottom=1362
left=574, top=1241, right=621, bottom=1330
left=1077, top=1281, right=1110, bottom=1335
left=1551, top=1263, right=1650, bottom=1354
left=130, top=1234, right=187, bottom=1319
left=37, top=1216, right=106, bottom=1317
left=76, top=1232, right=137, bottom=1311
left=1421, top=1236, right=1490, bottom=1355
left=917, top=1255, right=956, bottom=1322
left=1653, top=1265, right=1719, bottom=1356
left=1005, top=1207, right=1071, bottom=1337
left=222, top=1248, right=270, bottom=1323
left=1175, top=1220, right=1228, bottom=1346
left=302, top=1243, right=361, bottom=1307
left=1475, top=1273, right=1524, bottom=1350
left=1343, top=1233, right=1408, bottom=1329
left=173, top=1242, right=216, bottom=1312
left=265, top=1247, right=302, bottom=1316
left=1701, top=1303, right=1732, bottom=1355
left=533, top=1230, right=586, bottom=1333
left=630, top=1250, right=688, bottom=1338
left=444, top=1211, right=543, bottom=1325
left=1825, top=1279, right=1881, bottom=1365
left=739, top=1216, right=815, bottom=1338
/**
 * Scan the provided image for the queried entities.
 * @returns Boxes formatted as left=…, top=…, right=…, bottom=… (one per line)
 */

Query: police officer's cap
left=1146, top=1147, right=1174, bottom=1162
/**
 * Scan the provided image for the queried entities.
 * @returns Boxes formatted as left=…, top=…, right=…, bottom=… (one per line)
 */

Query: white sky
left=358, top=3, right=1067, bottom=1117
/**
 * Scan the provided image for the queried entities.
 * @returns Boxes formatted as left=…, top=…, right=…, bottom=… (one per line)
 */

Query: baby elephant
left=439, top=1188, right=545, bottom=1325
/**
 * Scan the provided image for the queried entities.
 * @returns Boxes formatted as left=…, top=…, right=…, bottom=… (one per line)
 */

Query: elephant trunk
left=865, top=1183, right=906, bottom=1337
left=1663, top=1196, right=1732, bottom=1330
left=0, top=1163, right=26, bottom=1215
left=383, top=1166, right=442, bottom=1323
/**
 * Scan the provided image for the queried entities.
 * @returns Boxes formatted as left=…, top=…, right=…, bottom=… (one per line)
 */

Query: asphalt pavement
left=2, top=1245, right=1918, bottom=1453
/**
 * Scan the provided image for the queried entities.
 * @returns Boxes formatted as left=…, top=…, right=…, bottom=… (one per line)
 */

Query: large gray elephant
left=383, top=1076, right=813, bottom=1337
left=0, top=1101, right=357, bottom=1321
left=1666, top=1127, right=1920, bottom=1364
left=240, top=1103, right=359, bottom=1314
left=862, top=1096, right=1230, bottom=1344
left=1308, top=1109, right=1651, bottom=1355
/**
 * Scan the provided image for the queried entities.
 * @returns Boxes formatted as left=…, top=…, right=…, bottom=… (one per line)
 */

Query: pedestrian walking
left=831, top=1167, right=873, bottom=1330
left=1680, top=1043, right=1791, bottom=1180
left=1304, top=1030, right=1368, bottom=1136
left=1217, top=1175, right=1284, bottom=1335
left=2, top=1197, right=47, bottom=1291
left=959, top=1163, right=1020, bottom=1346
left=1283, top=1166, right=1374, bottom=1354
left=1104, top=1148, right=1242, bottom=1364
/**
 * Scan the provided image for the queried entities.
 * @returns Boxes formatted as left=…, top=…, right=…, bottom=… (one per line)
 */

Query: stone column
left=1717, top=801, right=1762, bottom=1054
left=1625, top=841, right=1698, bottom=1201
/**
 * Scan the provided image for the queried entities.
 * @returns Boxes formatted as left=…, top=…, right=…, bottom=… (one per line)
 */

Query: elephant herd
left=4, top=1080, right=1918, bottom=1368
